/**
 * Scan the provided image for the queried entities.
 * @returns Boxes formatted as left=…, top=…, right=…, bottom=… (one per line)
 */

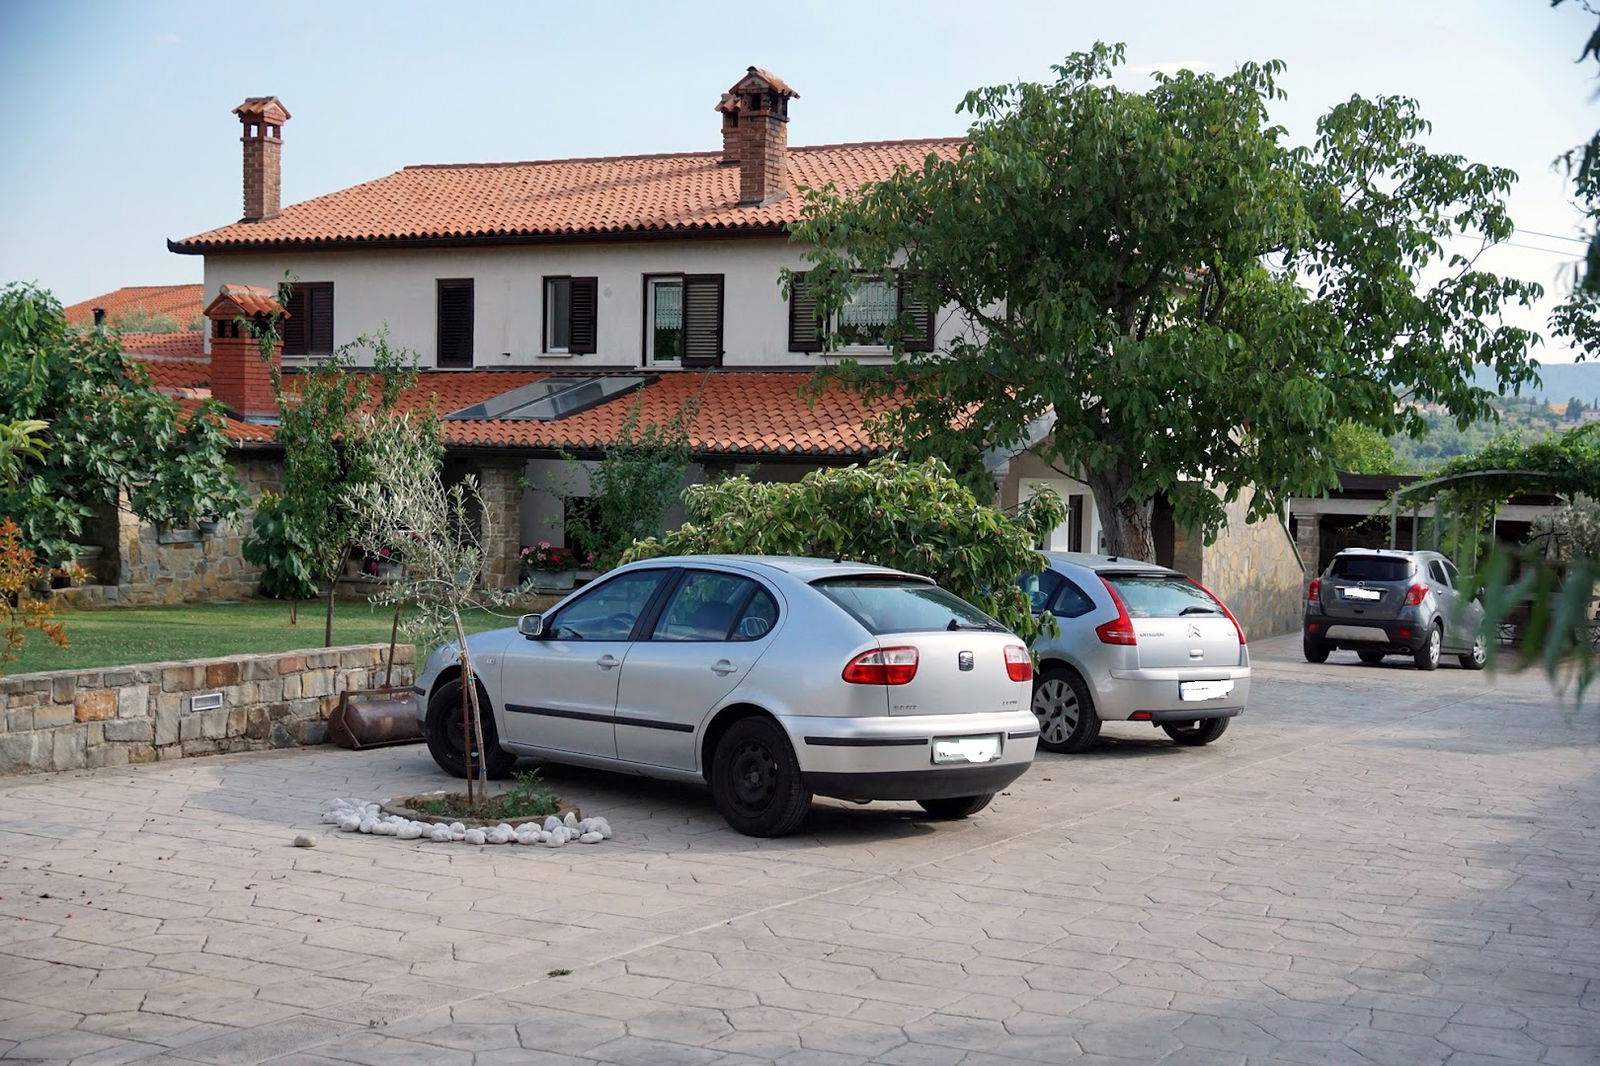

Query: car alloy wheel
left=1460, top=634, right=1488, bottom=670
left=1032, top=676, right=1080, bottom=747
left=1415, top=624, right=1442, bottom=671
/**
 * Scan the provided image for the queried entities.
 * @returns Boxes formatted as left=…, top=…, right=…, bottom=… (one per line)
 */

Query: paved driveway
left=0, top=634, right=1596, bottom=1065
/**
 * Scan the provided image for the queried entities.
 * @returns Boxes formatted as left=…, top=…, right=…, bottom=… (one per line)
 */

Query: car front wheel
left=1162, top=717, right=1230, bottom=746
left=1031, top=666, right=1101, bottom=754
left=711, top=716, right=812, bottom=837
left=916, top=794, right=995, bottom=819
left=425, top=677, right=518, bottom=779
left=1414, top=623, right=1442, bottom=671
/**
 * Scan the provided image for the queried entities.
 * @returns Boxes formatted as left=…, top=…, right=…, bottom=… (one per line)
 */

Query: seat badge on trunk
left=958, top=650, right=974, bottom=671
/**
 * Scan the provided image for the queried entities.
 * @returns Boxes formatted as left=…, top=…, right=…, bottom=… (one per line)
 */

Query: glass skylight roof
left=444, top=375, right=656, bottom=421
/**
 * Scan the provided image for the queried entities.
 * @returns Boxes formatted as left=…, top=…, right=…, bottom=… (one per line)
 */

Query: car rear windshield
left=1330, top=555, right=1413, bottom=582
left=813, top=578, right=1003, bottom=635
left=1102, top=573, right=1223, bottom=619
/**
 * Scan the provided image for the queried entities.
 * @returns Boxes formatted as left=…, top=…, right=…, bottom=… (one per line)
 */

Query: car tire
left=711, top=716, right=812, bottom=837
left=1414, top=623, right=1442, bottom=672
left=1030, top=666, right=1101, bottom=754
left=425, top=677, right=518, bottom=780
left=916, top=794, right=995, bottom=819
left=1357, top=650, right=1386, bottom=665
left=1303, top=634, right=1330, bottom=663
left=1162, top=717, right=1230, bottom=746
left=1460, top=633, right=1488, bottom=670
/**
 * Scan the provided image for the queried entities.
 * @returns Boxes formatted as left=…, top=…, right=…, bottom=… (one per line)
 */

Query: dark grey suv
left=1303, top=549, right=1487, bottom=670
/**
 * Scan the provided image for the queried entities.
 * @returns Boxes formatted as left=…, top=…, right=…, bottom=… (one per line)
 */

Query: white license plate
left=1340, top=586, right=1381, bottom=601
left=1179, top=680, right=1233, bottom=702
left=932, top=734, right=1002, bottom=764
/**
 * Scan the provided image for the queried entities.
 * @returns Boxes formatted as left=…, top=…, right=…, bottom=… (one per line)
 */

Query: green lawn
left=8, top=599, right=531, bottom=675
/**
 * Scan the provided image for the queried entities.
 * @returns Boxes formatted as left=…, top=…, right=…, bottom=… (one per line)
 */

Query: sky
left=0, top=0, right=1595, bottom=361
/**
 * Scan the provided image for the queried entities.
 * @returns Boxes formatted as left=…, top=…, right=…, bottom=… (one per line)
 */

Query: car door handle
left=595, top=654, right=620, bottom=670
left=710, top=659, right=737, bottom=676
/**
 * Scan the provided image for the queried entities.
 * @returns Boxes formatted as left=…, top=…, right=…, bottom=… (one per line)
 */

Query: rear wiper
left=1179, top=606, right=1220, bottom=616
left=947, top=618, right=1002, bottom=631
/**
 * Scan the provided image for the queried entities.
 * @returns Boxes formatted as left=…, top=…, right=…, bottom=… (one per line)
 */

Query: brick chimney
left=233, top=97, right=290, bottom=222
left=716, top=68, right=798, bottom=207
left=204, top=284, right=285, bottom=422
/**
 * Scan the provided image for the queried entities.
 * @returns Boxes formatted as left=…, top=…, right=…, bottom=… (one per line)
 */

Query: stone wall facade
left=1196, top=490, right=1307, bottom=640
left=60, top=456, right=281, bottom=608
left=0, top=643, right=414, bottom=776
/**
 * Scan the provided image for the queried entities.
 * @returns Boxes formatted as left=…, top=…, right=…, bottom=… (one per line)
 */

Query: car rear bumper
left=1091, top=668, right=1250, bottom=722
left=781, top=710, right=1038, bottom=800
left=1305, top=615, right=1427, bottom=652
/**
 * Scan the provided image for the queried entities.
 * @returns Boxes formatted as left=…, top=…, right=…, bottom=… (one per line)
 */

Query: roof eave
left=168, top=222, right=792, bottom=256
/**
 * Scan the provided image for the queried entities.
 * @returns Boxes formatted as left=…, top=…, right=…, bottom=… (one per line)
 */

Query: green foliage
left=241, top=491, right=317, bottom=601
left=251, top=322, right=424, bottom=645
left=1327, top=422, right=1397, bottom=475
left=0, top=283, right=245, bottom=564
left=414, top=771, right=559, bottom=822
left=105, top=308, right=183, bottom=334
left=622, top=457, right=1064, bottom=641
left=556, top=396, right=696, bottom=571
left=0, top=420, right=48, bottom=487
left=789, top=45, right=1541, bottom=559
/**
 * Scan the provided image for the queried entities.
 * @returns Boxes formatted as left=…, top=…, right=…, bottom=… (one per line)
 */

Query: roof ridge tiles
left=399, top=137, right=963, bottom=172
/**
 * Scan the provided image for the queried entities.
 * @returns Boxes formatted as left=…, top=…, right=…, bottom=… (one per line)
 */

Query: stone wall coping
left=2, top=642, right=413, bottom=685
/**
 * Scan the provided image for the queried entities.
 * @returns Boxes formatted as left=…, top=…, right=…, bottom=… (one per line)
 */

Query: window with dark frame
left=280, top=282, right=334, bottom=357
left=788, top=271, right=934, bottom=353
left=644, top=273, right=723, bottom=368
left=436, top=279, right=474, bottom=368
left=544, top=276, right=597, bottom=354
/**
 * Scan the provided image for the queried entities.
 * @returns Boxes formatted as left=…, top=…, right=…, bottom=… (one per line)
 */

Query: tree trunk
left=323, top=543, right=352, bottom=648
left=1084, top=463, right=1156, bottom=561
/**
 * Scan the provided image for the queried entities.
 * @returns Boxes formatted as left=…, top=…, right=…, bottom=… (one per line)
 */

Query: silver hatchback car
left=1303, top=548, right=1487, bottom=670
left=1021, top=553, right=1250, bottom=753
left=414, top=556, right=1039, bottom=836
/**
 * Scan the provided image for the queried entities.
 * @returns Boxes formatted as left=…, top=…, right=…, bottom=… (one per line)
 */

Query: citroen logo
left=958, top=651, right=974, bottom=671
left=1187, top=624, right=1202, bottom=639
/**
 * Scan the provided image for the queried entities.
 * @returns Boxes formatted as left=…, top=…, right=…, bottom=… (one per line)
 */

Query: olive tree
left=790, top=44, right=1541, bottom=560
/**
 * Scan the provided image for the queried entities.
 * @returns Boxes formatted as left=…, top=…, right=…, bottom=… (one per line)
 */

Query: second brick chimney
left=716, top=68, right=798, bottom=207
left=233, top=96, right=290, bottom=222
left=205, top=284, right=285, bottom=423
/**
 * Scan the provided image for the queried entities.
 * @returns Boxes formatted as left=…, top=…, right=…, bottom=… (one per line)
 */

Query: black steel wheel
left=424, top=677, right=518, bottom=780
left=1162, top=717, right=1230, bottom=747
left=711, top=717, right=812, bottom=837
left=916, top=794, right=995, bottom=819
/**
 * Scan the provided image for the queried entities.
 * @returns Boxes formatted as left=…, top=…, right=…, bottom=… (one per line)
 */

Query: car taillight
left=842, top=647, right=919, bottom=685
left=1003, top=645, right=1032, bottom=682
left=1308, top=578, right=1321, bottom=603
left=1095, top=578, right=1137, bottom=645
left=1404, top=584, right=1427, bottom=606
left=1189, top=578, right=1248, bottom=646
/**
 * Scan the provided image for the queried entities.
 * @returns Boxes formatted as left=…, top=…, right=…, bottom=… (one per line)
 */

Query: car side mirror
left=517, top=614, right=546, bottom=639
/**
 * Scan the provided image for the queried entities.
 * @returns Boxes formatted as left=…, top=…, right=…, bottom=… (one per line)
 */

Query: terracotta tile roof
left=63, top=285, right=204, bottom=326
left=153, top=364, right=893, bottom=458
left=171, top=139, right=962, bottom=252
left=204, top=283, right=284, bottom=318
left=119, top=331, right=206, bottom=361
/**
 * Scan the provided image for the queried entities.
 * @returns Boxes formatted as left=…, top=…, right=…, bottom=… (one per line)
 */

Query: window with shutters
left=644, top=273, right=722, bottom=368
left=788, top=272, right=933, bottom=354
left=544, top=276, right=598, bottom=355
left=281, top=282, right=334, bottom=357
left=436, top=279, right=474, bottom=368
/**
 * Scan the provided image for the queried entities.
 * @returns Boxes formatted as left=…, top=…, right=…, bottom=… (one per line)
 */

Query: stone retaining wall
left=0, top=643, right=415, bottom=775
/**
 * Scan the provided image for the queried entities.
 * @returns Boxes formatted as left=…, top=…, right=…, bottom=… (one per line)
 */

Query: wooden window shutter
left=436, top=279, right=474, bottom=368
left=569, top=277, right=598, bottom=354
left=309, top=283, right=334, bottom=354
left=788, top=271, right=823, bottom=352
left=897, top=273, right=935, bottom=352
left=681, top=274, right=724, bottom=368
left=280, top=286, right=308, bottom=356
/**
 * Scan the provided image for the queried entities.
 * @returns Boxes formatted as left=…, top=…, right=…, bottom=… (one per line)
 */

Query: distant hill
left=1475, top=359, right=1600, bottom=401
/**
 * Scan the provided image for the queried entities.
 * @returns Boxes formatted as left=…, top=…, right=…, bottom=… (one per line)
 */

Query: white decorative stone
left=396, top=823, right=423, bottom=840
left=429, top=825, right=453, bottom=842
left=562, top=811, right=578, bottom=829
left=326, top=798, right=608, bottom=849
left=543, top=815, right=562, bottom=832
left=464, top=828, right=487, bottom=845
left=338, top=815, right=361, bottom=832
left=293, top=834, right=317, bottom=848
left=358, top=817, right=377, bottom=834
left=579, top=831, right=603, bottom=844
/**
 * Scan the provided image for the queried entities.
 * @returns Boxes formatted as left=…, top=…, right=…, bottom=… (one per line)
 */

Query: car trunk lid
left=1102, top=571, right=1243, bottom=670
left=1319, top=555, right=1415, bottom=621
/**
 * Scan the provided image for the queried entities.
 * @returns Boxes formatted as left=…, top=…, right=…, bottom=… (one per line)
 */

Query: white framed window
left=646, top=276, right=684, bottom=364
left=834, top=276, right=897, bottom=349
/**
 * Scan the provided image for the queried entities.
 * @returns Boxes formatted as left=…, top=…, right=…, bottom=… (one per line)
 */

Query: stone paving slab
left=0, top=634, right=1596, bottom=1064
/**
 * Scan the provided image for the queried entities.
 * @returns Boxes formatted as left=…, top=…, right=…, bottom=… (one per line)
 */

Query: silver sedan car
left=1022, top=553, right=1250, bottom=753
left=414, top=556, right=1039, bottom=836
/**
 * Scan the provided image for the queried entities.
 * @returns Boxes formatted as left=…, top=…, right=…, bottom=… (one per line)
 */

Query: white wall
left=1004, top=451, right=1104, bottom=554
left=201, top=239, right=971, bottom=370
